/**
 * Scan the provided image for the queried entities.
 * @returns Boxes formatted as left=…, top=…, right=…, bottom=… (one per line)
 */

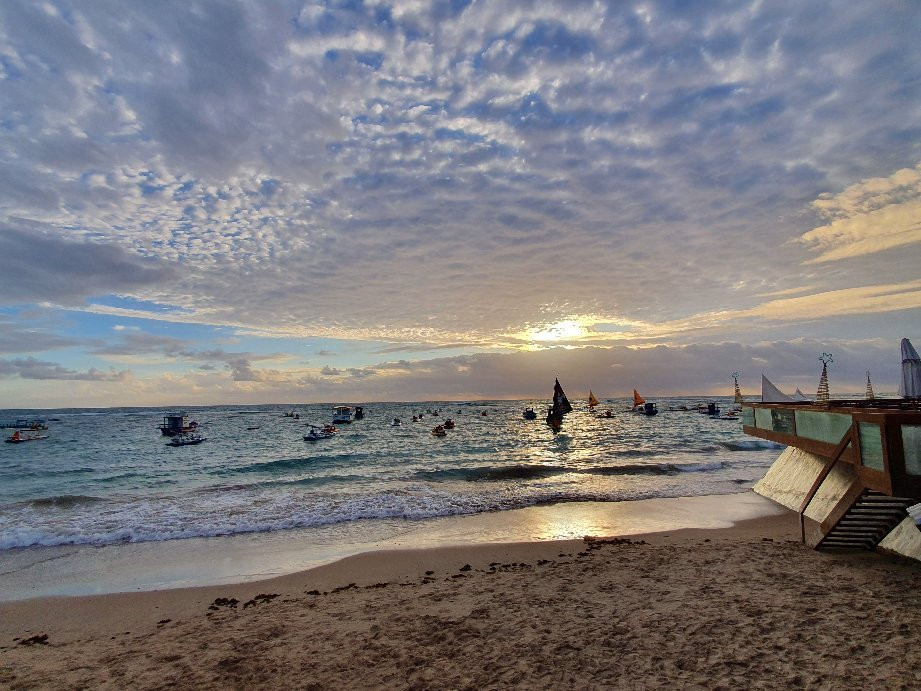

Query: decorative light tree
left=816, top=353, right=833, bottom=405
left=865, top=371, right=875, bottom=400
left=732, top=371, right=743, bottom=404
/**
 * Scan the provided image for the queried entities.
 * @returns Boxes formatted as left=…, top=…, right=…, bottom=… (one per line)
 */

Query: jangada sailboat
left=631, top=388, right=645, bottom=411
left=546, top=378, right=573, bottom=431
left=588, top=390, right=599, bottom=410
left=631, top=388, right=658, bottom=416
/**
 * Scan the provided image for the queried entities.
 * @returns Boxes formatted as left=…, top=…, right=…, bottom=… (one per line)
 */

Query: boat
left=523, top=407, right=538, bottom=420
left=588, top=390, right=599, bottom=410
left=354, top=406, right=365, bottom=420
left=761, top=374, right=794, bottom=403
left=630, top=389, right=644, bottom=411
left=630, top=389, right=658, bottom=415
left=1, top=419, right=48, bottom=430
left=546, top=378, right=573, bottom=431
left=158, top=413, right=198, bottom=436
left=304, top=424, right=338, bottom=441
left=283, top=411, right=296, bottom=417
left=392, top=418, right=402, bottom=426
left=5, top=429, right=48, bottom=443
left=443, top=419, right=456, bottom=429
left=166, top=432, right=206, bottom=446
left=332, top=406, right=353, bottom=424
left=792, top=388, right=811, bottom=401
left=431, top=424, right=447, bottom=437
left=717, top=410, right=739, bottom=420
left=599, top=409, right=614, bottom=418
left=696, top=402, right=720, bottom=416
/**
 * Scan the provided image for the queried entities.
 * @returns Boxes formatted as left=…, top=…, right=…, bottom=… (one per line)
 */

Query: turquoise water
left=0, top=398, right=782, bottom=550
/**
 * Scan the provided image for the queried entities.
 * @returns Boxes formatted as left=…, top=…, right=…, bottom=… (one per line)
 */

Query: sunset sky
left=1, top=0, right=919, bottom=407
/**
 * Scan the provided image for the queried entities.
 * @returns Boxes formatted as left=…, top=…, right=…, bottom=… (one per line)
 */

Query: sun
left=528, top=320, right=588, bottom=342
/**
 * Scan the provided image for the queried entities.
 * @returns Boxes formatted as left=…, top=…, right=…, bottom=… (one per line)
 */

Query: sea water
left=0, top=398, right=782, bottom=552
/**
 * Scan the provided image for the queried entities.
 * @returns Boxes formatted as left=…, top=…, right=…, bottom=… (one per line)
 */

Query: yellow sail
left=633, top=389, right=645, bottom=406
left=588, top=390, right=599, bottom=408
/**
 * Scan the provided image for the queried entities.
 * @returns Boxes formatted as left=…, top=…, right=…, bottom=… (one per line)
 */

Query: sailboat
left=588, top=390, right=599, bottom=410
left=632, top=388, right=645, bottom=410
left=631, top=388, right=658, bottom=416
left=546, top=378, right=574, bottom=431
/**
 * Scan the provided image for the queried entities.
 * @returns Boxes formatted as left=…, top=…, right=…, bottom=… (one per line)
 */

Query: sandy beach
left=3, top=495, right=921, bottom=689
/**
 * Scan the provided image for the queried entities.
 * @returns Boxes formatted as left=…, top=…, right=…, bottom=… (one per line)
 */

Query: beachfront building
left=743, top=398, right=921, bottom=561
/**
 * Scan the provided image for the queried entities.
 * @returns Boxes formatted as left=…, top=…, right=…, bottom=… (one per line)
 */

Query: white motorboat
left=332, top=406, right=353, bottom=424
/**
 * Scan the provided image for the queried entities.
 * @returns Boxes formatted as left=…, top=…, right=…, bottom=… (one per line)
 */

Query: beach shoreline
left=3, top=493, right=921, bottom=688
left=1, top=491, right=784, bottom=601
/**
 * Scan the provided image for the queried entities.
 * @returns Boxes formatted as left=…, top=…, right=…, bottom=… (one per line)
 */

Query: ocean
left=0, top=398, right=782, bottom=554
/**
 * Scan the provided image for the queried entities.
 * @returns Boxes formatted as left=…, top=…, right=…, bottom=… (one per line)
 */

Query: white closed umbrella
left=901, top=338, right=921, bottom=398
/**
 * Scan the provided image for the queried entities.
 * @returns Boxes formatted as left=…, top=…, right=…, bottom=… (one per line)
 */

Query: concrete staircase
left=817, top=491, right=917, bottom=551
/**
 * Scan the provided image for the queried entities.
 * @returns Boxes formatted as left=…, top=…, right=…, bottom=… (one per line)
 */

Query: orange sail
left=633, top=389, right=645, bottom=407
left=588, top=390, right=599, bottom=408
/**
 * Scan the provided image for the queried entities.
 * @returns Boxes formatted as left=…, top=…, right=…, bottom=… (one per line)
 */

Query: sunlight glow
left=528, top=320, right=588, bottom=342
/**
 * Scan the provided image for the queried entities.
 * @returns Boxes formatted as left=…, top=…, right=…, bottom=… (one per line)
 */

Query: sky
left=1, top=0, right=920, bottom=408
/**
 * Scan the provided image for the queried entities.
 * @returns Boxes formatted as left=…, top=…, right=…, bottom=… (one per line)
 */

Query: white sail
left=792, top=388, right=811, bottom=401
left=901, top=338, right=921, bottom=398
left=761, top=374, right=793, bottom=403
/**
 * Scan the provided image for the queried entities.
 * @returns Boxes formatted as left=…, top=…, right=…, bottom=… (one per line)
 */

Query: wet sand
left=3, top=497, right=921, bottom=688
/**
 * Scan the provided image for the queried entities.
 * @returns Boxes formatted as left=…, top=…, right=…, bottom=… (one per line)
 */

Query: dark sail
left=546, top=378, right=573, bottom=429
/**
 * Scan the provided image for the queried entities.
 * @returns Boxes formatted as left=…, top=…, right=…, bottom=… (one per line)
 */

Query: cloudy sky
left=1, top=0, right=919, bottom=407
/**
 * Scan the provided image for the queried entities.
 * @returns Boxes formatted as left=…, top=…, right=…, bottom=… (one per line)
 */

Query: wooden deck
left=743, top=400, right=921, bottom=549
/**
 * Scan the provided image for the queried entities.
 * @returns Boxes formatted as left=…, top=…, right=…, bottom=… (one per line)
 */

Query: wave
left=27, top=494, right=105, bottom=509
left=414, top=460, right=727, bottom=483
left=585, top=461, right=726, bottom=475
left=92, top=472, right=141, bottom=484
left=0, top=483, right=746, bottom=550
left=226, top=456, right=329, bottom=473
left=249, top=474, right=374, bottom=489
left=413, top=464, right=567, bottom=482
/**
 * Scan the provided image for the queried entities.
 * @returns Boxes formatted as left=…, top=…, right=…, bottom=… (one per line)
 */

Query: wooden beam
left=799, top=425, right=859, bottom=543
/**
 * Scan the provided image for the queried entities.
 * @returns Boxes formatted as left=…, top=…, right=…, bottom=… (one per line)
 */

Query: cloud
left=0, top=1, right=919, bottom=406
left=0, top=224, right=174, bottom=306
left=0, top=356, right=129, bottom=381
left=226, top=357, right=258, bottom=381
left=799, top=163, right=921, bottom=263
left=0, top=317, right=79, bottom=354
left=91, top=331, right=190, bottom=356
left=745, top=280, right=921, bottom=320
